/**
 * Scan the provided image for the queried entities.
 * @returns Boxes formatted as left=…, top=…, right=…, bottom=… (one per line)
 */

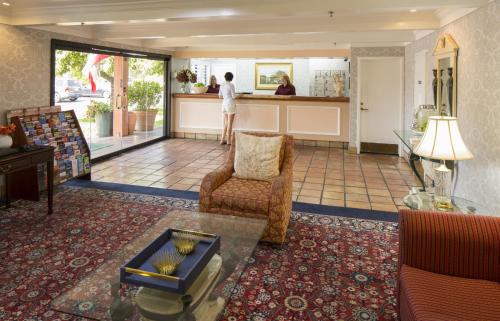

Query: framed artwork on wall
left=255, top=63, right=293, bottom=90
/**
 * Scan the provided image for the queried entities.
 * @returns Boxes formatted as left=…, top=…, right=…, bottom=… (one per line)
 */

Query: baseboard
left=173, top=132, right=348, bottom=149
left=360, top=142, right=398, bottom=155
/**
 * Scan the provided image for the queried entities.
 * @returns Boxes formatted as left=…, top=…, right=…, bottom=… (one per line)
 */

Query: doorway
left=50, top=40, right=171, bottom=161
left=357, top=57, right=403, bottom=154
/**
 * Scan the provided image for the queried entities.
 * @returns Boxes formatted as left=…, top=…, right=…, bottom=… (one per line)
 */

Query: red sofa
left=398, top=209, right=500, bottom=321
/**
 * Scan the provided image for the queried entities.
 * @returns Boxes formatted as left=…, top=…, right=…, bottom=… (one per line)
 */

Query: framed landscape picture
left=255, top=63, right=293, bottom=90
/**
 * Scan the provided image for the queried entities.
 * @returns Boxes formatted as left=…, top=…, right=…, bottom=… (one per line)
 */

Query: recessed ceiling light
left=128, top=18, right=166, bottom=23
left=410, top=9, right=417, bottom=13
left=2, top=2, right=11, bottom=6
left=127, top=36, right=166, bottom=39
left=219, top=9, right=235, bottom=16
left=56, top=21, right=114, bottom=26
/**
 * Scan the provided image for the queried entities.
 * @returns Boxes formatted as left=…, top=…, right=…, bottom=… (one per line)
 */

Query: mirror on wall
left=433, top=34, right=458, bottom=116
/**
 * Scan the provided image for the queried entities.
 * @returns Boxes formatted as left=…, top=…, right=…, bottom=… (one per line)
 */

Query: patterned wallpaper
left=349, top=46, right=405, bottom=147
left=0, top=24, right=171, bottom=124
left=405, top=0, right=500, bottom=212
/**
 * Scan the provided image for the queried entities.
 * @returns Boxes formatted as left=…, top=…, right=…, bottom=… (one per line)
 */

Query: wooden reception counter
left=171, top=93, right=350, bottom=143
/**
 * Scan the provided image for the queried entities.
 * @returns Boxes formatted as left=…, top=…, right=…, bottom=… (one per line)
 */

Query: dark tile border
left=66, top=180, right=398, bottom=222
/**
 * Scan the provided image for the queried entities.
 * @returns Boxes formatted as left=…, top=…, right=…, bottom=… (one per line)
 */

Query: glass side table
left=403, top=192, right=492, bottom=215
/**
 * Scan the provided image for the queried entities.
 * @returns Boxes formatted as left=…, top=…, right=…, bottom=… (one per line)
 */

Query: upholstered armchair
left=398, top=209, right=500, bottom=321
left=199, top=132, right=293, bottom=244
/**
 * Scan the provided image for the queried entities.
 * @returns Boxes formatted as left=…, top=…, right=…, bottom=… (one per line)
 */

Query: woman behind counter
left=275, top=74, right=296, bottom=96
left=206, top=75, right=220, bottom=94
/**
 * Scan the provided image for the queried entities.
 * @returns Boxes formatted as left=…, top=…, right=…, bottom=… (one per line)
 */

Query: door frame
left=356, top=56, right=404, bottom=155
left=413, top=49, right=428, bottom=108
left=50, top=39, right=172, bottom=162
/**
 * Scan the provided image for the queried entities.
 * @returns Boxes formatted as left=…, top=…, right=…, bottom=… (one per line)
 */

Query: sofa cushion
left=211, top=177, right=271, bottom=214
left=234, top=132, right=283, bottom=181
left=399, top=264, right=500, bottom=321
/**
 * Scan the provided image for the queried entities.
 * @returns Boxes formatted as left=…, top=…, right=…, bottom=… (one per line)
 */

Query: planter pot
left=192, top=86, right=208, bottom=94
left=0, top=135, right=13, bottom=148
left=128, top=111, right=137, bottom=134
left=135, top=110, right=158, bottom=132
left=95, top=112, right=113, bottom=137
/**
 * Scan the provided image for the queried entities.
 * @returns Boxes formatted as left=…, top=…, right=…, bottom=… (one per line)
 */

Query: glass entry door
left=52, top=43, right=169, bottom=159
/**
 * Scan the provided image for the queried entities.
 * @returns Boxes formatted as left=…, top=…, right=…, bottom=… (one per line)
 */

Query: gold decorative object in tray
left=151, top=249, right=185, bottom=276
left=172, top=230, right=202, bottom=255
left=122, top=228, right=219, bottom=284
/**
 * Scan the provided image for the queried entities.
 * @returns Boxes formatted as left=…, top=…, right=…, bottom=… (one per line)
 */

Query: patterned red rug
left=0, top=186, right=398, bottom=321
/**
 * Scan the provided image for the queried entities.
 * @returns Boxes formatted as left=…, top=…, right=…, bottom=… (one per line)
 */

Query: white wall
left=184, top=57, right=349, bottom=96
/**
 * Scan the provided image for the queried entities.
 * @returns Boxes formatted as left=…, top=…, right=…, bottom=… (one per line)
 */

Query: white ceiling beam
left=4, top=0, right=488, bottom=51
left=93, top=13, right=440, bottom=40
left=7, top=0, right=488, bottom=26
left=140, top=30, right=415, bottom=47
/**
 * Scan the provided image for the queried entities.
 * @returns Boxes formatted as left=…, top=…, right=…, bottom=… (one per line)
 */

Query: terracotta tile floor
left=92, top=139, right=419, bottom=212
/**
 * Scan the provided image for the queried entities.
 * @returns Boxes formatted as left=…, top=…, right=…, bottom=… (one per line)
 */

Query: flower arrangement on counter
left=175, top=68, right=197, bottom=84
left=175, top=68, right=198, bottom=93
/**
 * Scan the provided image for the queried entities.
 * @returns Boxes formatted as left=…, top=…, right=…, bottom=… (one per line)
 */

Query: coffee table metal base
left=136, top=254, right=223, bottom=320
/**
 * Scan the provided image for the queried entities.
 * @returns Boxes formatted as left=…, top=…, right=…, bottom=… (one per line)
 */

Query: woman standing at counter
left=275, top=74, right=296, bottom=95
left=219, top=72, right=237, bottom=145
left=206, top=75, right=220, bottom=94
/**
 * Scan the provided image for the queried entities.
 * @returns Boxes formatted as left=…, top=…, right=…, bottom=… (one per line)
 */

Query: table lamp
left=413, top=116, right=473, bottom=210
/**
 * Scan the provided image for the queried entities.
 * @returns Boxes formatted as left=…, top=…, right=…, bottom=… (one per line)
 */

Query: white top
left=219, top=81, right=237, bottom=113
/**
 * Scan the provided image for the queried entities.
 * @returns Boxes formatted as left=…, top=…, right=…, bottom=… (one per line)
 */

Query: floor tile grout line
left=376, top=160, right=401, bottom=210
left=94, top=139, right=413, bottom=211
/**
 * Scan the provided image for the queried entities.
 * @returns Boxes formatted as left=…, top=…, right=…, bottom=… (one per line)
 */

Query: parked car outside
left=78, top=80, right=111, bottom=98
left=54, top=78, right=82, bottom=102
left=78, top=86, right=111, bottom=99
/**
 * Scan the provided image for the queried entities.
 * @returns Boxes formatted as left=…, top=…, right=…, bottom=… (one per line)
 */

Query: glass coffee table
left=51, top=210, right=267, bottom=321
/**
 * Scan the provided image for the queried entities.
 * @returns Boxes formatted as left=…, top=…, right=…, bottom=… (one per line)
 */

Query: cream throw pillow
left=234, top=133, right=284, bottom=180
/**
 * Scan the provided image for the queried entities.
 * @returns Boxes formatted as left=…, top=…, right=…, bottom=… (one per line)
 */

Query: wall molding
left=286, top=105, right=341, bottom=136
left=179, top=101, right=222, bottom=129
left=233, top=103, right=280, bottom=133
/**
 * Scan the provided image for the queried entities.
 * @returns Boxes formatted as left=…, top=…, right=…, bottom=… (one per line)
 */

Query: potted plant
left=175, top=68, right=197, bottom=93
left=0, top=124, right=16, bottom=148
left=192, top=82, right=208, bottom=94
left=128, top=111, right=136, bottom=135
left=86, top=101, right=113, bottom=137
left=128, top=80, right=163, bottom=132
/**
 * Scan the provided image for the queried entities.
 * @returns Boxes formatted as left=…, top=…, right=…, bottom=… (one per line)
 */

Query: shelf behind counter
left=171, top=93, right=350, bottom=143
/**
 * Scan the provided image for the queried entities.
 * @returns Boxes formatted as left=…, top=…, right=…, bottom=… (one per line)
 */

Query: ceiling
left=0, top=0, right=489, bottom=53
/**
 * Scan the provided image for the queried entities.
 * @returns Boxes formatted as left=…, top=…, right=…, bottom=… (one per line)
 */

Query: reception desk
left=171, top=93, right=350, bottom=144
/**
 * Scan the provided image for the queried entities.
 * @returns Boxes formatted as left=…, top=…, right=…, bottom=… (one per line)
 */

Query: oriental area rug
left=0, top=182, right=399, bottom=321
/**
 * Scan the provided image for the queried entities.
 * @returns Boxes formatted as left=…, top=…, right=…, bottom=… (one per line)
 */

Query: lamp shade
left=413, top=116, right=473, bottom=160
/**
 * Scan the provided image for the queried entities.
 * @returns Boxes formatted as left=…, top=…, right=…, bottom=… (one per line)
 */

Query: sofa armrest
left=199, top=164, right=233, bottom=212
left=268, top=138, right=293, bottom=221
left=398, top=209, right=500, bottom=282
left=270, top=135, right=293, bottom=196
left=270, top=171, right=292, bottom=201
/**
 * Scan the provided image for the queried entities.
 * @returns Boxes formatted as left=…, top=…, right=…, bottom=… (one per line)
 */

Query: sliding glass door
left=51, top=40, right=170, bottom=160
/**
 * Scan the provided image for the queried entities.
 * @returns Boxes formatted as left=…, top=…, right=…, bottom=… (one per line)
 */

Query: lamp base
left=433, top=161, right=452, bottom=210
left=434, top=195, right=453, bottom=211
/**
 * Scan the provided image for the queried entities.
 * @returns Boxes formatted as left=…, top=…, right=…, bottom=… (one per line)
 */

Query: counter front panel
left=172, top=94, right=350, bottom=142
